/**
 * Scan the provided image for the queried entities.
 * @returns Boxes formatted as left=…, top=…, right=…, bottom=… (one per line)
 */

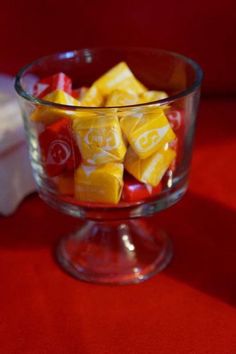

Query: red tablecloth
left=0, top=98, right=236, bottom=354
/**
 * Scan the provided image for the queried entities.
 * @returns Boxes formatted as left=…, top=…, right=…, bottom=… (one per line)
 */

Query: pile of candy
left=32, top=62, right=183, bottom=205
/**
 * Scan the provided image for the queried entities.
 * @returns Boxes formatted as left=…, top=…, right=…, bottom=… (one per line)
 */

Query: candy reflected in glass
left=31, top=62, right=180, bottom=205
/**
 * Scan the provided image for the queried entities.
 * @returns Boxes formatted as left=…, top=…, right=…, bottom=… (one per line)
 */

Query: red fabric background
left=1, top=0, right=236, bottom=96
left=1, top=1, right=236, bottom=353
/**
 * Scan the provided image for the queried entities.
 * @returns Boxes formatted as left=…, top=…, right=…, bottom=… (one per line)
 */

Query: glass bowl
left=15, top=48, right=203, bottom=284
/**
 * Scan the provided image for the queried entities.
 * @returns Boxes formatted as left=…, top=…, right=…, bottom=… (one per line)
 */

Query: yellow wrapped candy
left=73, top=114, right=126, bottom=165
left=120, top=108, right=176, bottom=159
left=80, top=85, right=104, bottom=107
left=105, top=89, right=139, bottom=107
left=139, top=90, right=168, bottom=103
left=75, top=162, right=124, bottom=204
left=81, top=62, right=146, bottom=107
left=94, top=62, right=146, bottom=95
left=139, top=91, right=169, bottom=110
left=105, top=90, right=138, bottom=107
left=125, top=146, right=176, bottom=187
left=31, top=89, right=80, bottom=124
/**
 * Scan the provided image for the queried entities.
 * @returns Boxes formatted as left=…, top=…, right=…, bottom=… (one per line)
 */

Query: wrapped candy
left=33, top=72, right=72, bottom=98
left=80, top=62, right=147, bottom=107
left=162, top=139, right=178, bottom=188
left=75, top=162, right=124, bottom=204
left=32, top=62, right=181, bottom=205
left=92, top=61, right=146, bottom=95
left=80, top=85, right=103, bottom=107
left=71, top=87, right=88, bottom=99
left=56, top=173, right=74, bottom=196
left=166, top=109, right=185, bottom=168
left=31, top=89, right=80, bottom=124
left=120, top=108, right=176, bottom=159
left=124, top=146, right=176, bottom=186
left=105, top=89, right=139, bottom=107
left=39, top=118, right=80, bottom=177
left=73, top=114, right=126, bottom=165
left=122, top=174, right=162, bottom=202
left=166, top=109, right=184, bottom=132
left=139, top=90, right=168, bottom=103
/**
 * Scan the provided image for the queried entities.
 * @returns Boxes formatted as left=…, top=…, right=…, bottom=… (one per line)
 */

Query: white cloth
left=0, top=74, right=36, bottom=216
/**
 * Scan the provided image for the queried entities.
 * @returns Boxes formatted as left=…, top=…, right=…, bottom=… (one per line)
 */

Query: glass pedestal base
left=56, top=218, right=172, bottom=285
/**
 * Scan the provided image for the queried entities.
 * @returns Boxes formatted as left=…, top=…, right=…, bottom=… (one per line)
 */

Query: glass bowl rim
left=15, top=47, right=203, bottom=110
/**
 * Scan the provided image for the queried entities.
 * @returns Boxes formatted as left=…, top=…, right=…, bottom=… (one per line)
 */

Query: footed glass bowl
left=15, top=48, right=203, bottom=284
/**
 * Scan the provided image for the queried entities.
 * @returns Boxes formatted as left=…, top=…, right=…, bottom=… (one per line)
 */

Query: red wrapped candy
left=34, top=72, right=72, bottom=98
left=122, top=174, right=162, bottom=202
left=71, top=87, right=88, bottom=99
left=166, top=109, right=185, bottom=169
left=166, top=109, right=184, bottom=132
left=56, top=172, right=75, bottom=196
left=39, top=118, right=80, bottom=177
